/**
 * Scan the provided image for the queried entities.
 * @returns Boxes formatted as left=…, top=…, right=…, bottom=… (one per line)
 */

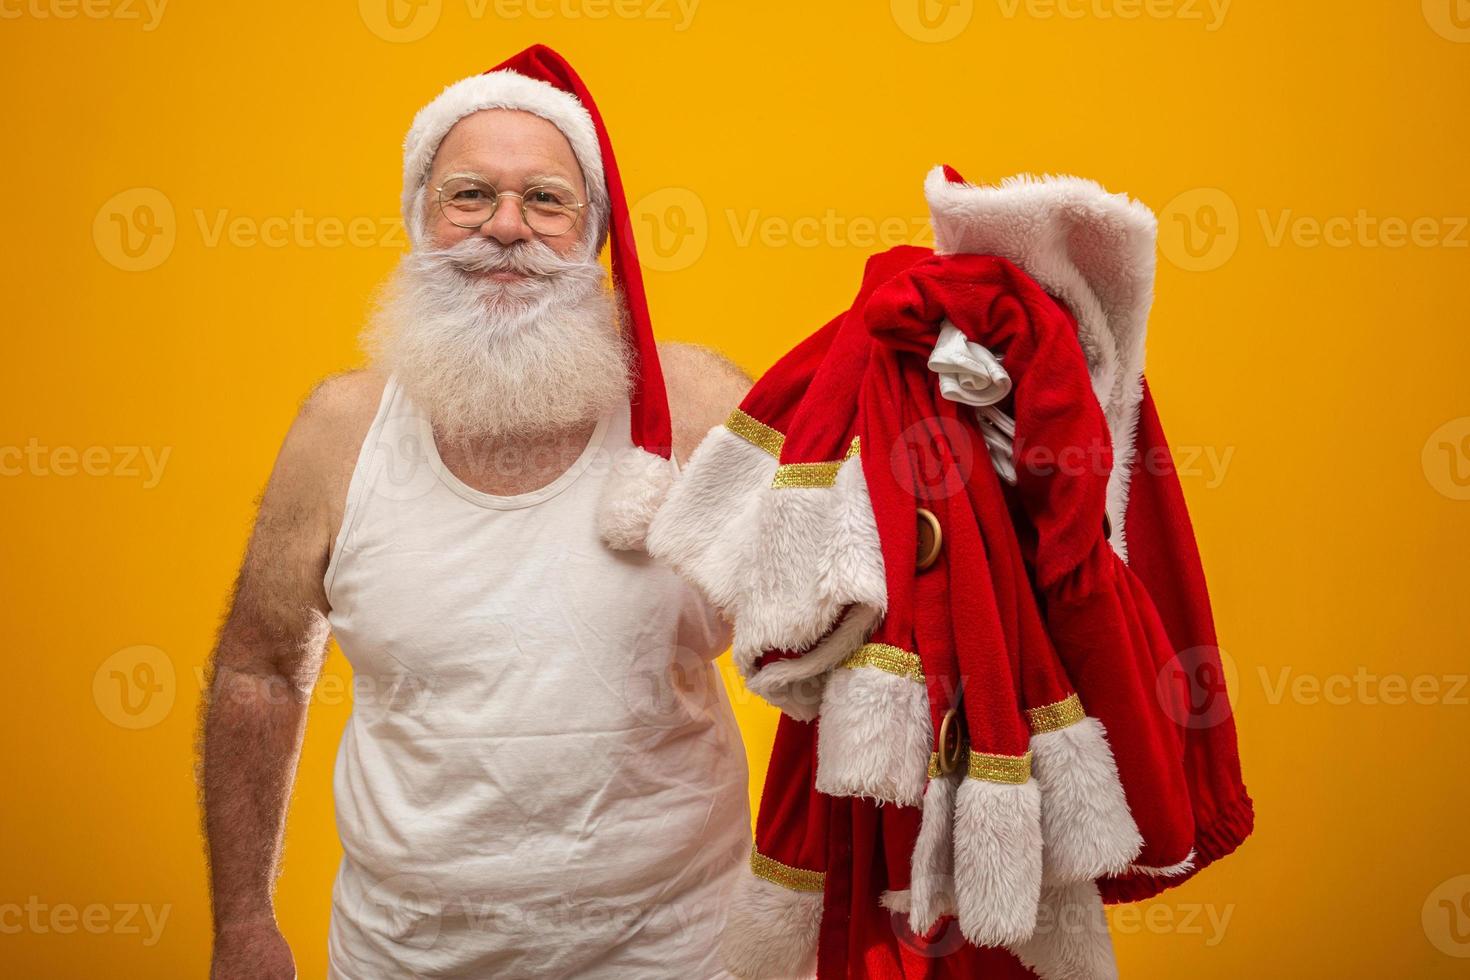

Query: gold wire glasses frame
left=434, top=173, right=587, bottom=236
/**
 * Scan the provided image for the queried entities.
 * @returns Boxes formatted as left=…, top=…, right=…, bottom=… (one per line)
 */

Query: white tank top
left=323, top=375, right=751, bottom=979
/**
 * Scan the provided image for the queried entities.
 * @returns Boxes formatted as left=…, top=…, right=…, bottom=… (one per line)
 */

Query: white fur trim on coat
left=648, top=423, right=888, bottom=705
left=1127, top=849, right=1197, bottom=877
left=889, top=854, right=1118, bottom=979
left=1012, top=880, right=1119, bottom=980
left=924, top=166, right=1157, bottom=562
left=1031, top=717, right=1144, bottom=885
left=719, top=866, right=822, bottom=980
left=740, top=453, right=887, bottom=656
left=814, top=660, right=931, bottom=806
left=647, top=423, right=777, bottom=617
left=953, top=776, right=1044, bottom=947
left=901, top=767, right=963, bottom=933
left=596, top=446, right=676, bottom=551
left=743, top=604, right=878, bottom=721
left=401, top=69, right=608, bottom=248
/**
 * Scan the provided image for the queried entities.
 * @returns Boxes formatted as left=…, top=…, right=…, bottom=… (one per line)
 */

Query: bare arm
left=657, top=340, right=754, bottom=464
left=194, top=371, right=382, bottom=978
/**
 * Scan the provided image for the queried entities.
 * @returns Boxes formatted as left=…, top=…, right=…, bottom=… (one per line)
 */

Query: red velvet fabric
left=1096, top=380, right=1255, bottom=902
left=741, top=246, right=1252, bottom=974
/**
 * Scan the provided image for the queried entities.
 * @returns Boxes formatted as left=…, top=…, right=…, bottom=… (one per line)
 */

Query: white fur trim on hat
left=596, top=446, right=677, bottom=551
left=401, top=69, right=608, bottom=247
left=924, top=167, right=1157, bottom=563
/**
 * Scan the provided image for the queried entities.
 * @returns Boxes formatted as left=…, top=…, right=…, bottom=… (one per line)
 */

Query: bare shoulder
left=298, top=369, right=389, bottom=440
left=216, top=369, right=388, bottom=679
left=291, top=369, right=389, bottom=532
left=657, top=341, right=753, bottom=463
left=251, top=369, right=388, bottom=558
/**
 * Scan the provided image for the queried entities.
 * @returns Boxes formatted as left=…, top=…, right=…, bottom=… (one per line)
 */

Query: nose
left=479, top=193, right=534, bottom=246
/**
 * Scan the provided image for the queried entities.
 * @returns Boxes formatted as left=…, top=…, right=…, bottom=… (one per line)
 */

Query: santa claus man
left=197, top=47, right=755, bottom=979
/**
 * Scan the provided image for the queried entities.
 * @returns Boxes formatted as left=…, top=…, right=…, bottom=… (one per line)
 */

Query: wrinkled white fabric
left=927, top=319, right=1018, bottom=484
left=323, top=375, right=751, bottom=979
left=927, top=319, right=1011, bottom=407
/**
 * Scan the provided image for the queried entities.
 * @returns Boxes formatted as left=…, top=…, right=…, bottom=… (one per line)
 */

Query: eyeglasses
left=434, top=173, right=587, bottom=237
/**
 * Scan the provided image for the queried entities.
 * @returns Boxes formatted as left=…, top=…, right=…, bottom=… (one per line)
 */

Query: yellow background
left=3, top=0, right=1469, bottom=975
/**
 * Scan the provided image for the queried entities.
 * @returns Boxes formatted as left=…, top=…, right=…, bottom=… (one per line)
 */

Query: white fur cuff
left=1012, top=880, right=1119, bottom=980
left=743, top=604, right=878, bottom=721
left=905, top=768, right=962, bottom=934
left=1031, top=717, right=1143, bottom=884
left=719, top=868, right=823, bottom=980
left=738, top=452, right=887, bottom=657
left=953, top=776, right=1044, bottom=947
left=646, top=423, right=777, bottom=617
left=814, top=661, right=931, bottom=807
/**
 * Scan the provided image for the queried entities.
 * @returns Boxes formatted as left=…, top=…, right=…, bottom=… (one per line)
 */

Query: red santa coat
left=648, top=167, right=1252, bottom=979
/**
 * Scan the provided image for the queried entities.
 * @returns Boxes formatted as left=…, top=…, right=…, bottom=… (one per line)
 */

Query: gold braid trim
left=770, top=437, right=862, bottom=489
left=966, top=749, right=1033, bottom=784
left=772, top=460, right=843, bottom=488
left=1026, top=693, right=1086, bottom=734
left=750, top=850, right=826, bottom=893
left=838, top=643, right=924, bottom=683
left=928, top=751, right=944, bottom=780
left=724, top=408, right=785, bottom=458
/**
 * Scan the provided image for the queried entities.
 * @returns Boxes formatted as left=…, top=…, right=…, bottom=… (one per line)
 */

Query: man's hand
left=210, top=914, right=296, bottom=980
left=195, top=371, right=384, bottom=967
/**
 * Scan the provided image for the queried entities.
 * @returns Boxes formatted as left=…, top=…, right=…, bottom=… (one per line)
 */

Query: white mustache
left=423, top=237, right=601, bottom=282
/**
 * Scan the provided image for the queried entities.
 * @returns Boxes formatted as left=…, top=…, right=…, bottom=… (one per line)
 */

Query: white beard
left=362, top=236, right=633, bottom=445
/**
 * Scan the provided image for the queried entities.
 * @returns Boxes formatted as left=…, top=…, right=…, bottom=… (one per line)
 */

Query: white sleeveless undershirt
left=323, top=376, right=751, bottom=979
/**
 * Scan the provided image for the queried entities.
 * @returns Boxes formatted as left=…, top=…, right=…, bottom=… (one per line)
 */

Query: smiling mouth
left=452, top=266, right=528, bottom=282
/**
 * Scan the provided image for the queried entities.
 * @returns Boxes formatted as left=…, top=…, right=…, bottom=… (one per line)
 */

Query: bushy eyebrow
left=436, top=170, right=579, bottom=193
left=523, top=173, right=577, bottom=192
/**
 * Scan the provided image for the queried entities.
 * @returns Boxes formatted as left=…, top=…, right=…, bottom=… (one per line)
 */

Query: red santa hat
left=400, top=44, right=675, bottom=551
